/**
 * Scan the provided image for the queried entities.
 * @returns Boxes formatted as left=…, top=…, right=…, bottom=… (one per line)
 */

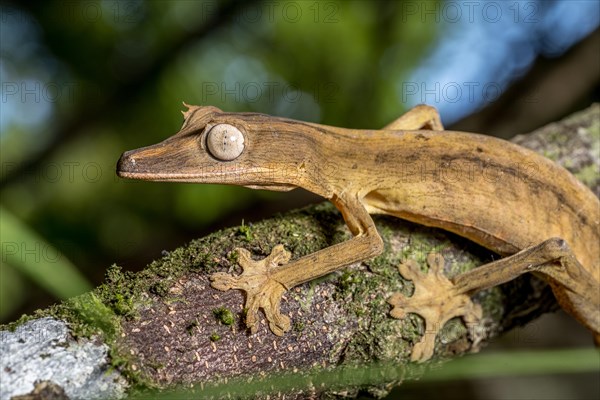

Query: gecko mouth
left=116, top=152, right=204, bottom=181
left=116, top=150, right=188, bottom=181
left=116, top=169, right=208, bottom=182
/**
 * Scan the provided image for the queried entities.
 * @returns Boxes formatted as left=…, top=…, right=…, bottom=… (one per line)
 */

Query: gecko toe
left=388, top=253, right=483, bottom=362
left=210, top=245, right=293, bottom=336
left=210, top=272, right=239, bottom=291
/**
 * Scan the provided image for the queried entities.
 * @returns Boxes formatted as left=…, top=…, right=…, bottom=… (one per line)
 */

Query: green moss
left=101, top=265, right=138, bottom=318
left=0, top=292, right=121, bottom=343
left=338, top=270, right=360, bottom=293
left=575, top=164, right=599, bottom=188
left=227, top=250, right=239, bottom=263
left=111, top=293, right=134, bottom=316
left=1, top=313, right=38, bottom=332
left=210, top=333, right=221, bottom=342
left=293, top=321, right=305, bottom=332
left=65, top=292, right=120, bottom=341
left=297, top=279, right=320, bottom=311
left=237, top=221, right=254, bottom=242
left=149, top=280, right=171, bottom=297
left=109, top=349, right=152, bottom=390
left=212, top=307, right=235, bottom=326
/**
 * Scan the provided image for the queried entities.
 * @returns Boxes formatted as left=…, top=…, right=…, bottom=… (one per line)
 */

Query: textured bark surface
left=1, top=104, right=598, bottom=399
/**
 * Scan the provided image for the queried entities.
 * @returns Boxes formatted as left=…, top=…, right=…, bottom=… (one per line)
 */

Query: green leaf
left=0, top=207, right=92, bottom=299
left=421, top=349, right=600, bottom=381
left=0, top=261, right=26, bottom=320
left=127, top=349, right=600, bottom=399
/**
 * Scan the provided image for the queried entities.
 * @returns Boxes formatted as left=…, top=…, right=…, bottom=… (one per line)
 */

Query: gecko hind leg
left=389, top=237, right=599, bottom=362
left=384, top=104, right=444, bottom=131
left=452, top=237, right=600, bottom=337
left=388, top=253, right=483, bottom=362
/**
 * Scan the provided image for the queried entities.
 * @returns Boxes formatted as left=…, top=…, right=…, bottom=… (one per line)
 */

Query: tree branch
left=1, top=104, right=598, bottom=399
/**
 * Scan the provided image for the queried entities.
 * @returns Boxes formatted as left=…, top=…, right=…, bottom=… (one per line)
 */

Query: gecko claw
left=388, top=254, right=483, bottom=362
left=210, top=245, right=292, bottom=335
left=209, top=272, right=240, bottom=291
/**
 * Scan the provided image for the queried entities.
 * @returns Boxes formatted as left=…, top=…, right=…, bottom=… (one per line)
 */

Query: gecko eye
left=205, top=123, right=245, bottom=161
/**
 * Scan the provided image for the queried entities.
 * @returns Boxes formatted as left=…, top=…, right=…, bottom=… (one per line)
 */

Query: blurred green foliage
left=126, top=348, right=600, bottom=399
left=0, top=0, right=439, bottom=323
left=0, top=207, right=92, bottom=319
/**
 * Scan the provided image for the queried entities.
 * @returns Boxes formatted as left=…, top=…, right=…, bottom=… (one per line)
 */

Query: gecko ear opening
left=205, top=123, right=245, bottom=161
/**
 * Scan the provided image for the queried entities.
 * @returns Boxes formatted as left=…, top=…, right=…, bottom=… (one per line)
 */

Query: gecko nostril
left=116, top=151, right=138, bottom=175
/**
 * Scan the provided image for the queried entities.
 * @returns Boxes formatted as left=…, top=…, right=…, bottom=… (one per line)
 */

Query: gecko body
left=118, top=105, right=599, bottom=361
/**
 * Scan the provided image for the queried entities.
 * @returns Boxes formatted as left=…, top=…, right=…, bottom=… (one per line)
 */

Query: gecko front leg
left=211, top=194, right=384, bottom=336
left=210, top=245, right=292, bottom=335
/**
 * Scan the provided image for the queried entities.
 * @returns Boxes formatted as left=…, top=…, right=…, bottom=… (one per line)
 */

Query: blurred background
left=1, top=1, right=598, bottom=398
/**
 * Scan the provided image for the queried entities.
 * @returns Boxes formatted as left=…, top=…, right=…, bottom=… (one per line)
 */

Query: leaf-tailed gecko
left=117, top=104, right=599, bottom=361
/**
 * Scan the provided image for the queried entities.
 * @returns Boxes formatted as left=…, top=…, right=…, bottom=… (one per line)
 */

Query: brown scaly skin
left=117, top=104, right=599, bottom=361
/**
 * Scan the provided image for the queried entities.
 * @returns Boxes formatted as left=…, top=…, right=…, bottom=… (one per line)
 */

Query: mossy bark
left=2, top=104, right=598, bottom=399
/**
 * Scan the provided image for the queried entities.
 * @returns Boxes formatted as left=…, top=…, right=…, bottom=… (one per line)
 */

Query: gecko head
left=117, top=104, right=312, bottom=191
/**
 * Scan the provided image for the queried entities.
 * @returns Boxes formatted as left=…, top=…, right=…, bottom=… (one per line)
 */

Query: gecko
left=117, top=104, right=599, bottom=361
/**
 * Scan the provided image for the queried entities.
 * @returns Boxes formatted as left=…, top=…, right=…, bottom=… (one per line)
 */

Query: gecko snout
left=116, top=136, right=214, bottom=182
left=116, top=146, right=166, bottom=179
left=116, top=149, right=141, bottom=178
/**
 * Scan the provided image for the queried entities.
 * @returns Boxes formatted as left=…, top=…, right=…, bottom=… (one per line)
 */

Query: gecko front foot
left=210, top=244, right=292, bottom=336
left=388, top=253, right=483, bottom=362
